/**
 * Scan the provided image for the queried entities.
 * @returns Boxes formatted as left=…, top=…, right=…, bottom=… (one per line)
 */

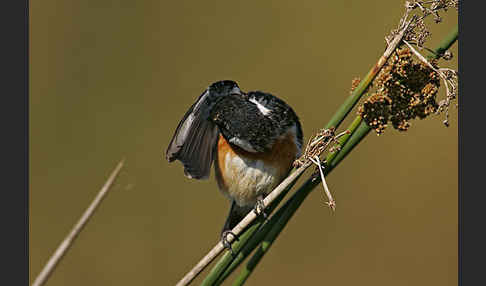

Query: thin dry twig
left=309, top=156, right=335, bottom=211
left=32, top=159, right=125, bottom=286
left=301, top=128, right=350, bottom=211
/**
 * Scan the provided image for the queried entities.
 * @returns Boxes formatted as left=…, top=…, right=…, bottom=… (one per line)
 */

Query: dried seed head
left=358, top=47, right=441, bottom=134
left=363, top=0, right=458, bottom=134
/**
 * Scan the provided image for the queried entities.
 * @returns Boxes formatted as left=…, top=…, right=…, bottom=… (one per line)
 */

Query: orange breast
left=214, top=132, right=299, bottom=206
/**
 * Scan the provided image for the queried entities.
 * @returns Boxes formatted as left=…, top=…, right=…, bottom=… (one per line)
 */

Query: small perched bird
left=166, top=80, right=303, bottom=252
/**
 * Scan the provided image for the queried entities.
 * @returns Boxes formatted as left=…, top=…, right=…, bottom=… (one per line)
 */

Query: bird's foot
left=221, top=230, right=239, bottom=257
left=253, top=195, right=268, bottom=219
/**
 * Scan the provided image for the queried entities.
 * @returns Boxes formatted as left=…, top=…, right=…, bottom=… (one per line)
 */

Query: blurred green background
left=30, top=1, right=458, bottom=285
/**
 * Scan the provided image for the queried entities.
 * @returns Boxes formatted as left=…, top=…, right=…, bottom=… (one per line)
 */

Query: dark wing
left=209, top=95, right=276, bottom=153
left=166, top=90, right=220, bottom=179
left=210, top=92, right=303, bottom=154
left=247, top=91, right=303, bottom=153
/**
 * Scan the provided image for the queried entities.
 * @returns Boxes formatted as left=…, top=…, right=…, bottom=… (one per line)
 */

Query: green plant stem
left=326, top=73, right=373, bottom=130
left=228, top=25, right=458, bottom=286
left=430, top=25, right=458, bottom=59
left=325, top=115, right=363, bottom=164
left=327, top=122, right=372, bottom=172
left=200, top=222, right=261, bottom=286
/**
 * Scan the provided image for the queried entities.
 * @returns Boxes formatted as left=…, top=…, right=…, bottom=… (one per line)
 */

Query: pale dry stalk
left=32, top=160, right=125, bottom=286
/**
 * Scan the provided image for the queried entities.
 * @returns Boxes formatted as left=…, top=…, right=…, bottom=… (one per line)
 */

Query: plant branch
left=32, top=159, right=125, bottom=286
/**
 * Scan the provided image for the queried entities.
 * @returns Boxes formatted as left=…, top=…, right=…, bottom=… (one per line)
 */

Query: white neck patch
left=249, top=98, right=271, bottom=116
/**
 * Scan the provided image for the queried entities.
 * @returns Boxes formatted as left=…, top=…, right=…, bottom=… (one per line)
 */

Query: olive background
left=30, top=1, right=458, bottom=285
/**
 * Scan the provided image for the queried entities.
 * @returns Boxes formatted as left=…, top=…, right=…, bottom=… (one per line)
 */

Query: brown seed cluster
left=358, top=47, right=441, bottom=135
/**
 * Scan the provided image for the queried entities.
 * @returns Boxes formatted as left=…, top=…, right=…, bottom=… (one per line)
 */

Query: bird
left=166, top=80, right=303, bottom=253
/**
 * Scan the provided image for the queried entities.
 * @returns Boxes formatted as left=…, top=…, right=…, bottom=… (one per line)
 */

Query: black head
left=208, top=80, right=242, bottom=97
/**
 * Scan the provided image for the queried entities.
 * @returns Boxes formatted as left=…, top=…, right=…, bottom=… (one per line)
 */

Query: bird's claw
left=221, top=230, right=239, bottom=257
left=253, top=197, right=267, bottom=219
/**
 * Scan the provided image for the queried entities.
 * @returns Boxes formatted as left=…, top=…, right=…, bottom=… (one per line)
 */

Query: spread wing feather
left=166, top=91, right=220, bottom=179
